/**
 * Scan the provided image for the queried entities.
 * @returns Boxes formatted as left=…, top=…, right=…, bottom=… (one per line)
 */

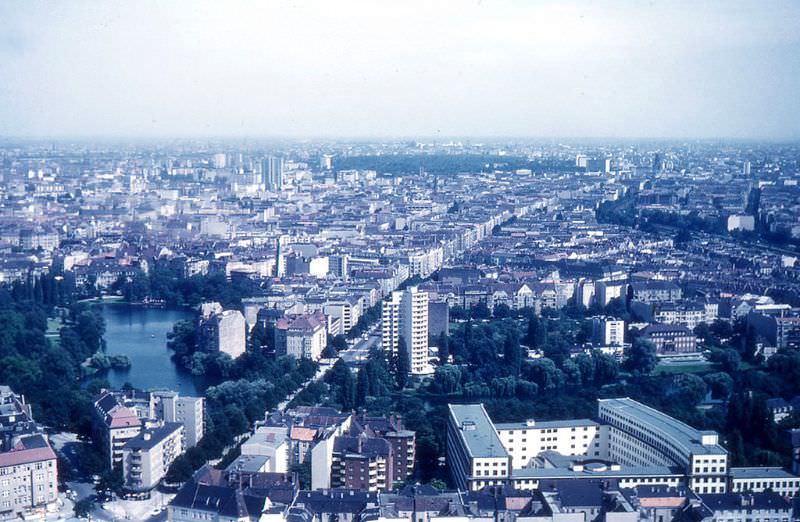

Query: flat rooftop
left=512, top=465, right=680, bottom=480
left=730, top=467, right=799, bottom=480
left=495, top=419, right=599, bottom=431
left=448, top=404, right=508, bottom=459
left=598, top=398, right=726, bottom=457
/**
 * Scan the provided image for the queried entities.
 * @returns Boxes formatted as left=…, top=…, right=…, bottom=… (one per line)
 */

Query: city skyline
left=1, top=0, right=799, bottom=140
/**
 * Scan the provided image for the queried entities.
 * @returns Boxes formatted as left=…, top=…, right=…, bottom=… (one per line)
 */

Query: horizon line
left=2, top=134, right=800, bottom=144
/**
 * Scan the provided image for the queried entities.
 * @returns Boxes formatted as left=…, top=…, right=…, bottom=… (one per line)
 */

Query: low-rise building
left=169, top=465, right=296, bottom=522
left=639, top=324, right=697, bottom=356
left=728, top=467, right=800, bottom=497
left=241, top=426, right=290, bottom=473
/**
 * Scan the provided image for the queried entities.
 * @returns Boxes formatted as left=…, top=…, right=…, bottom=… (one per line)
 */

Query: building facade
left=0, top=387, right=58, bottom=520
left=447, top=398, right=731, bottom=494
left=122, top=423, right=184, bottom=492
left=382, top=287, right=429, bottom=375
left=152, top=391, right=205, bottom=448
left=275, top=314, right=327, bottom=361
left=199, top=308, right=247, bottom=359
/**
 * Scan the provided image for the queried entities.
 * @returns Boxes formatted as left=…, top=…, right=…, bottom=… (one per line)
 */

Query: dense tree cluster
left=116, top=261, right=262, bottom=308
left=0, top=277, right=104, bottom=435
left=334, top=154, right=575, bottom=177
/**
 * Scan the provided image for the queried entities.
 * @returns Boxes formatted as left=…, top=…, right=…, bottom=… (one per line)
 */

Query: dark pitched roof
left=294, top=490, right=377, bottom=514
left=699, top=492, right=791, bottom=512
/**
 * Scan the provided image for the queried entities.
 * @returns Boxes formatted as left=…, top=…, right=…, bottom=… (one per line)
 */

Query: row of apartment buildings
left=92, top=389, right=204, bottom=492
left=168, top=465, right=800, bottom=522
left=224, top=407, right=416, bottom=494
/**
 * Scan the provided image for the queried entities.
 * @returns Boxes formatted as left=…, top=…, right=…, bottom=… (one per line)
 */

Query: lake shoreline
left=96, top=303, right=204, bottom=395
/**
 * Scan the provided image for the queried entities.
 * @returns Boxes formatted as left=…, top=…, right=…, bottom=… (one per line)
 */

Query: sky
left=1, top=0, right=799, bottom=140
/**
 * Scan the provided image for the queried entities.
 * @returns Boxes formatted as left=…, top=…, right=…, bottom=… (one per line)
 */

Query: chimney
left=143, top=432, right=151, bottom=441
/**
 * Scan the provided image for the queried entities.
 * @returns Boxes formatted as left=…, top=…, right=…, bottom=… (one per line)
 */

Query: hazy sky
left=1, top=1, right=799, bottom=139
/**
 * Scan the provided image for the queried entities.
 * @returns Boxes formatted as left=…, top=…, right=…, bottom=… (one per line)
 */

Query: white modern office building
left=447, top=397, right=746, bottom=494
left=446, top=404, right=511, bottom=491
left=598, top=398, right=728, bottom=494
left=495, top=418, right=608, bottom=468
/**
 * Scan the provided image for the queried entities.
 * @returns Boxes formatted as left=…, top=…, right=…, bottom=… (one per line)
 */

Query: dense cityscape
left=1, top=139, right=800, bottom=521
left=3, top=0, right=800, bottom=520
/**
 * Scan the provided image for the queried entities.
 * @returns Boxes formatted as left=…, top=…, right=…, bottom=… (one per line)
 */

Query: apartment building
left=169, top=465, right=296, bottom=522
left=199, top=308, right=247, bottom=359
left=93, top=392, right=143, bottom=468
left=748, top=312, right=800, bottom=350
left=274, top=313, right=327, bottom=361
left=382, top=287, right=430, bottom=375
left=353, top=415, right=416, bottom=484
left=0, top=387, right=58, bottom=520
left=653, top=302, right=707, bottom=330
left=324, top=297, right=363, bottom=335
left=151, top=391, right=205, bottom=448
left=331, top=436, right=394, bottom=491
left=122, top=423, right=184, bottom=492
left=591, top=317, right=625, bottom=347
left=630, top=281, right=682, bottom=304
left=240, top=426, right=290, bottom=473
left=0, top=435, right=59, bottom=520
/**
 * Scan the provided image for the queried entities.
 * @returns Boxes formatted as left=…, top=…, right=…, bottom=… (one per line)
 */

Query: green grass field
left=654, top=361, right=714, bottom=375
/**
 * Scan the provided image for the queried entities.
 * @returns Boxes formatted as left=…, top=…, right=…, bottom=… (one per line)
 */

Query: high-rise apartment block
left=263, top=156, right=284, bottom=191
left=382, top=286, right=430, bottom=375
left=152, top=391, right=205, bottom=448
left=591, top=316, right=625, bottom=347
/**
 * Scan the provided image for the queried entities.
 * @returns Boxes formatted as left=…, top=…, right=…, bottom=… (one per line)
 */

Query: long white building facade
left=448, top=397, right=746, bottom=494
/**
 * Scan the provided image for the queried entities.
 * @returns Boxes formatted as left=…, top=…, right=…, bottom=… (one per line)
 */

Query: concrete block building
left=199, top=307, right=247, bottom=359
left=122, top=422, right=184, bottom=492
left=447, top=398, right=731, bottom=494
left=382, top=286, right=430, bottom=375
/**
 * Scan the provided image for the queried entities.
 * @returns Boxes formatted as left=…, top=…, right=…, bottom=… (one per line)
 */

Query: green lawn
left=46, top=317, right=63, bottom=336
left=46, top=317, right=63, bottom=347
left=654, top=361, right=714, bottom=375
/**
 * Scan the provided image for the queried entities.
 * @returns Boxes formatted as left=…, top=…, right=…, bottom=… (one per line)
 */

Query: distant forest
left=334, top=154, right=575, bottom=175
